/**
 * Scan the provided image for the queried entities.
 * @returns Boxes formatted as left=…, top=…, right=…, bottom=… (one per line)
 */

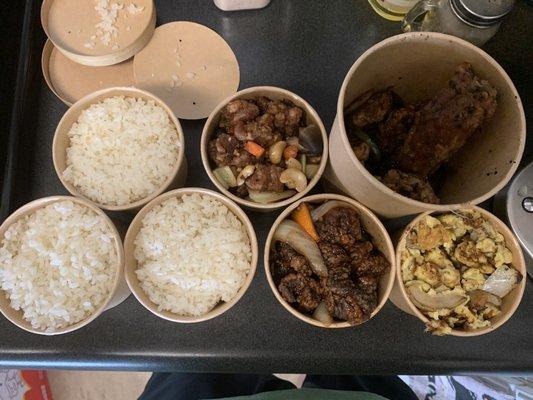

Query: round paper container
left=325, top=32, right=526, bottom=218
left=201, top=86, right=329, bottom=212
left=41, top=39, right=135, bottom=106
left=389, top=205, right=527, bottom=337
left=52, top=86, right=187, bottom=212
left=123, top=188, right=258, bottom=323
left=264, top=193, right=396, bottom=328
left=0, top=196, right=125, bottom=335
left=41, top=0, right=156, bottom=66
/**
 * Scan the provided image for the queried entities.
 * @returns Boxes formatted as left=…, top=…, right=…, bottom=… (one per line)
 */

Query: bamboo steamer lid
left=133, top=22, right=240, bottom=120
left=41, top=0, right=155, bottom=66
left=42, top=40, right=135, bottom=105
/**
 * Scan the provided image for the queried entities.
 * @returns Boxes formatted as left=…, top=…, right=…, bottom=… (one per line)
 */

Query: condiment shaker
left=402, top=0, right=515, bottom=46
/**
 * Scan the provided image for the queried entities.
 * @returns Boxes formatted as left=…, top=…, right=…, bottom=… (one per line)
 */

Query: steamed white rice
left=134, top=193, right=252, bottom=316
left=0, top=201, right=118, bottom=332
left=63, top=96, right=180, bottom=206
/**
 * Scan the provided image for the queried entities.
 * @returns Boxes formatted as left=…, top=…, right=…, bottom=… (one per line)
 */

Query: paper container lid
left=41, top=0, right=156, bottom=66
left=133, top=21, right=240, bottom=120
left=42, top=40, right=135, bottom=105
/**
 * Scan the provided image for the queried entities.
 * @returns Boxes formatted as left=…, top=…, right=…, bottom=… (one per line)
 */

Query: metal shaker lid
left=450, top=0, right=515, bottom=27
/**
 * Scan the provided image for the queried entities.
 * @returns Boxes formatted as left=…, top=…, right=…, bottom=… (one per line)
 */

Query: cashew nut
left=236, top=165, right=255, bottom=186
left=280, top=168, right=307, bottom=192
left=268, top=141, right=286, bottom=164
left=285, top=157, right=302, bottom=171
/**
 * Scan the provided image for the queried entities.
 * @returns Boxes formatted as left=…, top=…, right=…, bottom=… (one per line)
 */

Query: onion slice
left=311, top=200, right=350, bottom=222
left=273, top=220, right=327, bottom=277
left=249, top=190, right=296, bottom=204
left=313, top=301, right=333, bottom=325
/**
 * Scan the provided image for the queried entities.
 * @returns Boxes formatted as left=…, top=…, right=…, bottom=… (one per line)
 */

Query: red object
left=0, top=370, right=54, bottom=400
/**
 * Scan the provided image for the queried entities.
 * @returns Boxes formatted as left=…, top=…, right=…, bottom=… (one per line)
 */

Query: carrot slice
left=291, top=202, right=320, bottom=242
left=244, top=141, right=265, bottom=158
left=283, top=145, right=298, bottom=160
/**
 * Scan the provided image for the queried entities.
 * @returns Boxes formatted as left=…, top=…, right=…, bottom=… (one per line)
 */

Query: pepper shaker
left=402, top=0, right=515, bottom=46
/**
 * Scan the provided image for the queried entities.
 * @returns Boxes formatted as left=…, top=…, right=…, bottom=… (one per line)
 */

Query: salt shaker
left=213, top=0, right=271, bottom=11
left=402, top=0, right=515, bottom=46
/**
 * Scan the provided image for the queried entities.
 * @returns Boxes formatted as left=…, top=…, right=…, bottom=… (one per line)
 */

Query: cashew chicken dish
left=270, top=201, right=389, bottom=325
left=401, top=210, right=523, bottom=335
left=345, top=63, right=497, bottom=204
left=208, top=97, right=323, bottom=203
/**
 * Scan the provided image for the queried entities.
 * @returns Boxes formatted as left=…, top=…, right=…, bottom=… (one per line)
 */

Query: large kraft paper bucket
left=325, top=32, right=526, bottom=218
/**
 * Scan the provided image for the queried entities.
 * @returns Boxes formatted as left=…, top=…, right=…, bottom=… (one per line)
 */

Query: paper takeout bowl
left=201, top=86, right=329, bottom=212
left=389, top=205, right=526, bottom=337
left=264, top=193, right=396, bottom=328
left=0, top=196, right=125, bottom=335
left=325, top=32, right=526, bottom=218
left=41, top=0, right=156, bottom=66
left=123, top=187, right=258, bottom=323
left=53, top=86, right=187, bottom=212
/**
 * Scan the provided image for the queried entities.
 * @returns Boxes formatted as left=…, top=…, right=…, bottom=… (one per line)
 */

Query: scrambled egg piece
left=439, top=266, right=461, bottom=288
left=494, top=244, right=513, bottom=267
left=401, top=210, right=519, bottom=336
left=438, top=214, right=468, bottom=239
left=461, top=268, right=486, bottom=291
left=411, top=216, right=453, bottom=251
left=414, top=262, right=441, bottom=286
left=453, top=240, right=487, bottom=267
left=476, top=238, right=497, bottom=254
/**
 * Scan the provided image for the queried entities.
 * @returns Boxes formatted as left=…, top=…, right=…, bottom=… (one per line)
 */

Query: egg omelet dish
left=401, top=210, right=522, bottom=335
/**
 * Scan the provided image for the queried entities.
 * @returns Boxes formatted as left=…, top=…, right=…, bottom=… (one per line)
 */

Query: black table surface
left=1, top=0, right=532, bottom=374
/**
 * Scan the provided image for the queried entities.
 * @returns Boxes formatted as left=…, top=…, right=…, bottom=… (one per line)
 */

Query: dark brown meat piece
left=245, top=163, right=284, bottom=192
left=278, top=273, right=322, bottom=312
left=272, top=242, right=314, bottom=279
left=208, top=133, right=255, bottom=168
left=262, top=99, right=303, bottom=136
left=381, top=169, right=439, bottom=204
left=219, top=100, right=259, bottom=130
left=318, top=242, right=350, bottom=279
left=315, top=207, right=362, bottom=247
left=348, top=241, right=373, bottom=267
left=352, top=142, right=370, bottom=163
left=233, top=114, right=281, bottom=148
left=322, top=278, right=367, bottom=324
left=376, top=104, right=418, bottom=156
left=347, top=89, right=396, bottom=129
left=393, top=63, right=498, bottom=176
left=353, top=252, right=389, bottom=277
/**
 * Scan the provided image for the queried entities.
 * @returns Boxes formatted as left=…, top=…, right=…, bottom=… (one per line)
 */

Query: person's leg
left=138, top=372, right=296, bottom=400
left=303, top=375, right=418, bottom=400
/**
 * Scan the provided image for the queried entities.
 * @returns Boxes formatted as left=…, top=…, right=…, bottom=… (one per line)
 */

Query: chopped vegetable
left=304, top=164, right=320, bottom=180
left=244, top=141, right=265, bottom=158
left=273, top=220, right=327, bottom=277
left=292, top=203, right=320, bottom=242
left=483, top=265, right=522, bottom=298
left=283, top=145, right=298, bottom=160
left=352, top=127, right=381, bottom=161
left=406, top=281, right=468, bottom=312
left=213, top=166, right=237, bottom=189
left=248, top=190, right=296, bottom=204
left=311, top=200, right=352, bottom=221
left=300, top=154, right=307, bottom=174
left=313, top=301, right=333, bottom=325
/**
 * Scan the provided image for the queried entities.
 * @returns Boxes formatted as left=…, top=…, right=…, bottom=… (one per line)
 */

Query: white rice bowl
left=134, top=193, right=252, bottom=316
left=63, top=96, right=180, bottom=206
left=0, top=201, right=118, bottom=332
